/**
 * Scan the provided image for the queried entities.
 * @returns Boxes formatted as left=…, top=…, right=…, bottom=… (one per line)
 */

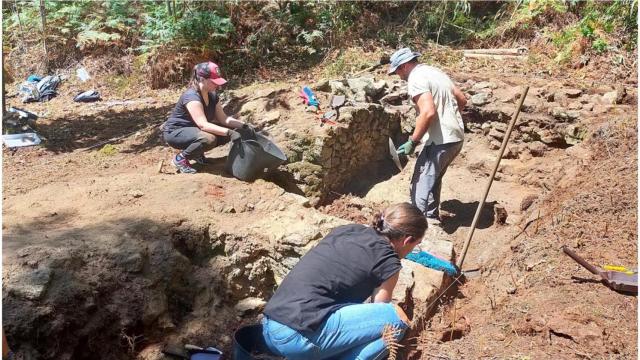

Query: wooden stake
left=457, top=86, right=530, bottom=269
left=463, top=53, right=526, bottom=61
left=39, top=0, right=48, bottom=73
left=449, top=298, right=457, bottom=341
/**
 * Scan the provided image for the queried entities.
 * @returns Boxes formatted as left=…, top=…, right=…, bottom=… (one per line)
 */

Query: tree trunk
left=167, top=1, right=173, bottom=19
left=14, top=2, right=24, bottom=39
left=2, top=52, right=6, bottom=115
left=436, top=2, right=448, bottom=45
left=39, top=0, right=48, bottom=73
left=173, top=0, right=177, bottom=21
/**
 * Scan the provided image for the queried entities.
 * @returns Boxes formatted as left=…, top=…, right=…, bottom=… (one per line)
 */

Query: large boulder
left=470, top=81, right=497, bottom=94
left=602, top=87, right=626, bottom=105
left=4, top=266, right=52, bottom=300
left=393, top=238, right=454, bottom=320
left=471, top=92, right=491, bottom=106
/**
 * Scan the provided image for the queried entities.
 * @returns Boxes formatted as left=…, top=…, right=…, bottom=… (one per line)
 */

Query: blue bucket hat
left=388, top=48, right=421, bottom=74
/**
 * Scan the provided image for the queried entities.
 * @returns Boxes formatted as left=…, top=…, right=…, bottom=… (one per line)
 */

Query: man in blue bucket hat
left=389, top=47, right=468, bottom=225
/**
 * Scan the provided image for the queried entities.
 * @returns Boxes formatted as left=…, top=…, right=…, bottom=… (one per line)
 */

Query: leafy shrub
left=322, top=48, right=373, bottom=77
left=174, top=11, right=234, bottom=50
left=99, top=144, right=118, bottom=156
left=297, top=30, right=324, bottom=54
left=592, top=38, right=608, bottom=53
left=2, top=0, right=637, bottom=86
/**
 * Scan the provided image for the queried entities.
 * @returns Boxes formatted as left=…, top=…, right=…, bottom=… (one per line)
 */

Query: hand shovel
left=562, top=246, right=637, bottom=294
left=388, top=137, right=407, bottom=171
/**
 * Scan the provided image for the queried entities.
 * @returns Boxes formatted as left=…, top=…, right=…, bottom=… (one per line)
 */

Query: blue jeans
left=262, top=303, right=408, bottom=360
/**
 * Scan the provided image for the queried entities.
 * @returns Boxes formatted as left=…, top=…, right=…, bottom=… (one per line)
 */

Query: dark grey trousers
left=163, top=127, right=228, bottom=159
left=410, top=141, right=463, bottom=218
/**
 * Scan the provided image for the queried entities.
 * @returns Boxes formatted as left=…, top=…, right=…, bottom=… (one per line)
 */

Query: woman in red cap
left=163, top=61, right=251, bottom=174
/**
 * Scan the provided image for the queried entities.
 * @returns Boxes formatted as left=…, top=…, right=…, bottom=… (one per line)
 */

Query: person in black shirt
left=262, top=202, right=428, bottom=360
left=163, top=61, right=252, bottom=174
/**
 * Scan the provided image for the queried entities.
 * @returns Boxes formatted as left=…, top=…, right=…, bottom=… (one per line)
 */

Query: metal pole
left=456, top=86, right=529, bottom=269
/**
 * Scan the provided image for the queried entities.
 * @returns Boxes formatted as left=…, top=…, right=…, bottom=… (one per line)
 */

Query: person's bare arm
left=453, top=86, right=467, bottom=110
left=185, top=101, right=232, bottom=136
left=372, top=272, right=400, bottom=303
left=215, top=102, right=245, bottom=129
left=410, top=92, right=437, bottom=143
left=3, top=329, right=11, bottom=359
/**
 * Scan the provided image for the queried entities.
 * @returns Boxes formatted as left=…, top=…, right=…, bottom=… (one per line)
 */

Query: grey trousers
left=410, top=141, right=463, bottom=218
left=163, top=127, right=228, bottom=159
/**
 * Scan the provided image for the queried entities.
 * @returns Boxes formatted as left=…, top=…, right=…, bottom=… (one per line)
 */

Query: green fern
left=297, top=30, right=324, bottom=54
left=77, top=30, right=121, bottom=49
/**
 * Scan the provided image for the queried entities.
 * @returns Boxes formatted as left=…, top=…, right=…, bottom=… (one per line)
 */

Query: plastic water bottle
left=76, top=67, right=90, bottom=82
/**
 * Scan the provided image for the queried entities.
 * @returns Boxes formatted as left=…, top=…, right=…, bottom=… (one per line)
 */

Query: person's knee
left=197, top=132, right=217, bottom=145
left=163, top=134, right=178, bottom=149
left=393, top=304, right=411, bottom=327
left=382, top=306, right=409, bottom=344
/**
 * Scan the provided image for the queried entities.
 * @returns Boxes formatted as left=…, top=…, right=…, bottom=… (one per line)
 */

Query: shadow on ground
left=344, top=159, right=400, bottom=197
left=440, top=200, right=496, bottom=234
left=3, top=215, right=268, bottom=360
left=34, top=104, right=173, bottom=153
left=32, top=91, right=275, bottom=155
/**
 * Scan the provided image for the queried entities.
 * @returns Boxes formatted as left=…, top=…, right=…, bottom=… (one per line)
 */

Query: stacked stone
left=285, top=78, right=403, bottom=205
left=462, top=80, right=627, bottom=159
left=313, top=104, right=400, bottom=202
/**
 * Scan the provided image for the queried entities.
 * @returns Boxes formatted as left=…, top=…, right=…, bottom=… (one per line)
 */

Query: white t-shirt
left=407, top=64, right=464, bottom=145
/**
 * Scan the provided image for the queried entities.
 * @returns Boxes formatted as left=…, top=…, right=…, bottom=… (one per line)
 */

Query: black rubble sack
left=226, top=131, right=287, bottom=182
left=74, top=90, right=101, bottom=102
left=233, top=324, right=283, bottom=360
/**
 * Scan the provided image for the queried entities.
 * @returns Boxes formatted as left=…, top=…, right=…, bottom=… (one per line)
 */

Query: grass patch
left=99, top=144, right=119, bottom=156
left=321, top=48, right=381, bottom=78
left=105, top=53, right=147, bottom=97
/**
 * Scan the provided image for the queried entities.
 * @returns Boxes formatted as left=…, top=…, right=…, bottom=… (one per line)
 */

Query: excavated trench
left=3, top=75, right=603, bottom=360
left=2, top=218, right=455, bottom=359
left=3, top=221, right=285, bottom=359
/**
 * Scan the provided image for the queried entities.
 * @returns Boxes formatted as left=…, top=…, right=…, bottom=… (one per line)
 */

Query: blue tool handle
left=303, top=86, right=319, bottom=107
left=406, top=251, right=458, bottom=276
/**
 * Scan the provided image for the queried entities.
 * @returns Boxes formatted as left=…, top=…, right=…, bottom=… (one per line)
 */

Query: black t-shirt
left=263, top=224, right=402, bottom=333
left=164, top=88, right=219, bottom=132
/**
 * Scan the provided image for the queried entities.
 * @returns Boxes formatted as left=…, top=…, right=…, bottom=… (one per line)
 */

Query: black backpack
left=73, top=90, right=101, bottom=102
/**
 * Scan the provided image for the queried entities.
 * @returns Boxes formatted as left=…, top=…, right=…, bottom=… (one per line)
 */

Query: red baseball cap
left=195, top=61, right=227, bottom=86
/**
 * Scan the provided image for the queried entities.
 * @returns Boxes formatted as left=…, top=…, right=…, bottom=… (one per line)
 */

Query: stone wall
left=221, top=77, right=405, bottom=205
left=461, top=80, right=631, bottom=159
left=283, top=103, right=402, bottom=204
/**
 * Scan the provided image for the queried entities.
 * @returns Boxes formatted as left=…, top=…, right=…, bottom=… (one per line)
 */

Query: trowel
left=388, top=137, right=408, bottom=171
left=562, top=246, right=638, bottom=294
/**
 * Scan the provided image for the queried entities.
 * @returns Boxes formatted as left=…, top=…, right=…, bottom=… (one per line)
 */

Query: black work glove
left=237, top=123, right=257, bottom=140
left=228, top=129, right=241, bottom=142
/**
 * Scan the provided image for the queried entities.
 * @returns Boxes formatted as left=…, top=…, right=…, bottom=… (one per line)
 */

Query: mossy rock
left=286, top=161, right=323, bottom=178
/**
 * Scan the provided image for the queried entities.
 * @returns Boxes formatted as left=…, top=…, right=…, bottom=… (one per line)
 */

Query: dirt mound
left=418, top=116, right=637, bottom=359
